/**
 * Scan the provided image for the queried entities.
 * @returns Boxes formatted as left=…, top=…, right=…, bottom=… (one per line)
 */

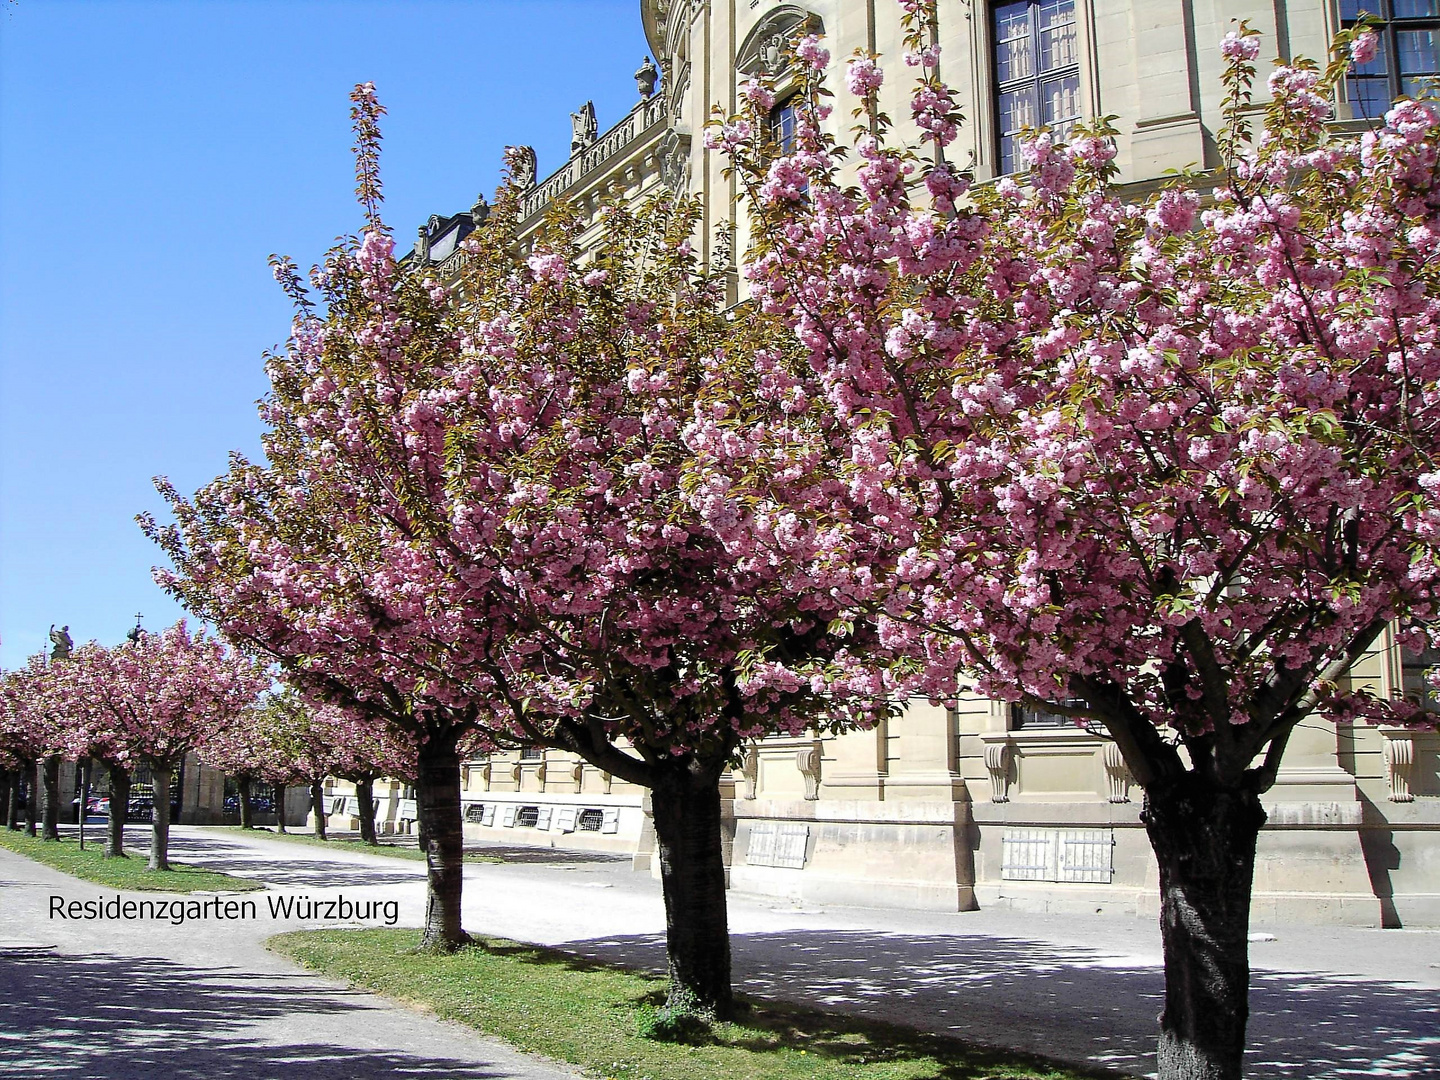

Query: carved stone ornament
left=480, top=762, right=493, bottom=792
left=570, top=101, right=598, bottom=156
left=658, top=129, right=692, bottom=193
left=535, top=760, right=548, bottom=792
left=741, top=745, right=759, bottom=800
left=471, top=193, right=490, bottom=224
left=570, top=761, right=584, bottom=788
left=1102, top=741, right=1133, bottom=804
left=1382, top=729, right=1417, bottom=803
left=508, top=145, right=538, bottom=189
left=984, top=740, right=1013, bottom=803
left=414, top=225, right=430, bottom=264
left=796, top=743, right=822, bottom=801
left=507, top=760, right=522, bottom=786
left=635, top=56, right=659, bottom=99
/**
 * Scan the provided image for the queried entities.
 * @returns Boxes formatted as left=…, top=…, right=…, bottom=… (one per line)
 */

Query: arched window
left=736, top=6, right=824, bottom=80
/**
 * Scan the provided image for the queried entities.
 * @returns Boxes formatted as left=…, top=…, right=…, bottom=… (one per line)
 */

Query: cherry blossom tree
left=74, top=623, right=266, bottom=870
left=142, top=84, right=507, bottom=948
left=1, top=655, right=75, bottom=841
left=701, top=7, right=1440, bottom=1077
left=144, top=83, right=889, bottom=1003
left=0, top=660, right=60, bottom=837
left=66, top=642, right=144, bottom=858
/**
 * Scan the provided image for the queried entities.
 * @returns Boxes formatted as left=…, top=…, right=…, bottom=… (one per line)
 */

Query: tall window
left=993, top=0, right=1081, bottom=174
left=768, top=97, right=800, bottom=156
left=1342, top=0, right=1440, bottom=119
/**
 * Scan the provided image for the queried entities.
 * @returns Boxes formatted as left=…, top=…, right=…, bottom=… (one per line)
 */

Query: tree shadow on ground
left=465, top=844, right=628, bottom=865
left=552, top=929, right=1440, bottom=1079
left=0, top=947, right=524, bottom=1079
left=467, top=935, right=1121, bottom=1079
left=159, top=833, right=421, bottom=889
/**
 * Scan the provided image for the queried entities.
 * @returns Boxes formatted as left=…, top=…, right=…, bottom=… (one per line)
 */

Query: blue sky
left=0, top=0, right=652, bottom=666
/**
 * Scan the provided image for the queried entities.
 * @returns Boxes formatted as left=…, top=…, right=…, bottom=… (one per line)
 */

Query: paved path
left=0, top=832, right=579, bottom=1080
left=6, top=825, right=1440, bottom=1079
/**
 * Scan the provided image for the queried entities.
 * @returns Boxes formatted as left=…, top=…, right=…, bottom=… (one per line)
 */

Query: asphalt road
left=2, top=824, right=1437, bottom=1078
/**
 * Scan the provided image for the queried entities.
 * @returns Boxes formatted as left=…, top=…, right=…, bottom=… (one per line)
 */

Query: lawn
left=0, top=828, right=264, bottom=893
left=232, top=827, right=501, bottom=863
left=271, top=928, right=1113, bottom=1080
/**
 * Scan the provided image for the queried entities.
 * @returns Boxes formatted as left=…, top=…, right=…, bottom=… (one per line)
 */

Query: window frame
left=1342, top=0, right=1440, bottom=119
left=991, top=0, right=1084, bottom=175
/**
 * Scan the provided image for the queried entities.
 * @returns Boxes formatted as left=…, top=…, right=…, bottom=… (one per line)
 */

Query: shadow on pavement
left=159, top=834, right=420, bottom=890
left=555, top=929, right=1440, bottom=1079
left=0, top=947, right=515, bottom=1079
left=466, top=845, right=627, bottom=866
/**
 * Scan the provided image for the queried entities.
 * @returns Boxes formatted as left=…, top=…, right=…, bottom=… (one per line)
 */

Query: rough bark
left=1143, top=777, right=1267, bottom=1080
left=416, top=735, right=468, bottom=951
left=649, top=758, right=733, bottom=1018
left=275, top=782, right=288, bottom=832
left=25, top=760, right=38, bottom=836
left=0, top=772, right=11, bottom=830
left=149, top=766, right=173, bottom=871
left=237, top=774, right=254, bottom=829
left=105, top=764, right=130, bottom=858
left=40, top=755, right=61, bottom=841
left=310, top=778, right=328, bottom=839
left=356, top=775, right=378, bottom=845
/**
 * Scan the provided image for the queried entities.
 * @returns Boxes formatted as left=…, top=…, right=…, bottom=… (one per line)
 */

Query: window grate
left=578, top=808, right=605, bottom=832
left=516, top=806, right=540, bottom=827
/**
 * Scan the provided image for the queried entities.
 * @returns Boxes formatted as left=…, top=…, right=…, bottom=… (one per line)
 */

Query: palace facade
left=332, top=0, right=1440, bottom=927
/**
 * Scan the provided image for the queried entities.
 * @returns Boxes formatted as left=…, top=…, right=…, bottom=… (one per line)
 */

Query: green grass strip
left=271, top=928, right=1112, bottom=1080
left=0, top=828, right=263, bottom=893
left=224, top=827, right=501, bottom=863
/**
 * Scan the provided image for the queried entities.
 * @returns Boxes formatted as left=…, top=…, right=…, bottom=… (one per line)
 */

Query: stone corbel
left=984, top=740, right=1013, bottom=803
left=1102, top=741, right=1133, bottom=804
left=480, top=762, right=492, bottom=792
left=741, top=745, right=759, bottom=800
left=535, top=760, right=548, bottom=793
left=602, top=770, right=613, bottom=795
left=507, top=761, right=522, bottom=787
left=1381, top=728, right=1417, bottom=803
left=570, top=762, right=584, bottom=790
left=796, top=743, right=822, bottom=801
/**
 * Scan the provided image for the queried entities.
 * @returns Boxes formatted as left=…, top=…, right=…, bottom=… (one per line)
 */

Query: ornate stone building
left=375, top=0, right=1440, bottom=926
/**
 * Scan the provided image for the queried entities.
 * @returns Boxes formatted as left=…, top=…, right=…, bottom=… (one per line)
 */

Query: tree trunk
left=105, top=764, right=130, bottom=858
left=310, top=778, right=328, bottom=839
left=1143, top=777, right=1267, bottom=1080
left=4, top=769, right=18, bottom=830
left=237, top=774, right=254, bottom=829
left=0, top=772, right=10, bottom=830
left=416, top=735, right=468, bottom=951
left=649, top=758, right=733, bottom=1018
left=275, top=782, right=288, bottom=832
left=149, top=766, right=173, bottom=871
left=356, top=776, right=378, bottom=845
left=25, top=760, right=38, bottom=836
left=40, top=755, right=61, bottom=841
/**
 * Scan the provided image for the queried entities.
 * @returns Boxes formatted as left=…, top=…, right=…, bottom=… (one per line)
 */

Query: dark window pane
left=1398, top=28, right=1440, bottom=73
left=1000, top=85, right=1038, bottom=136
left=768, top=100, right=798, bottom=154
left=1041, top=73, right=1081, bottom=128
left=1394, top=0, right=1439, bottom=17
left=1348, top=74, right=1394, bottom=116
